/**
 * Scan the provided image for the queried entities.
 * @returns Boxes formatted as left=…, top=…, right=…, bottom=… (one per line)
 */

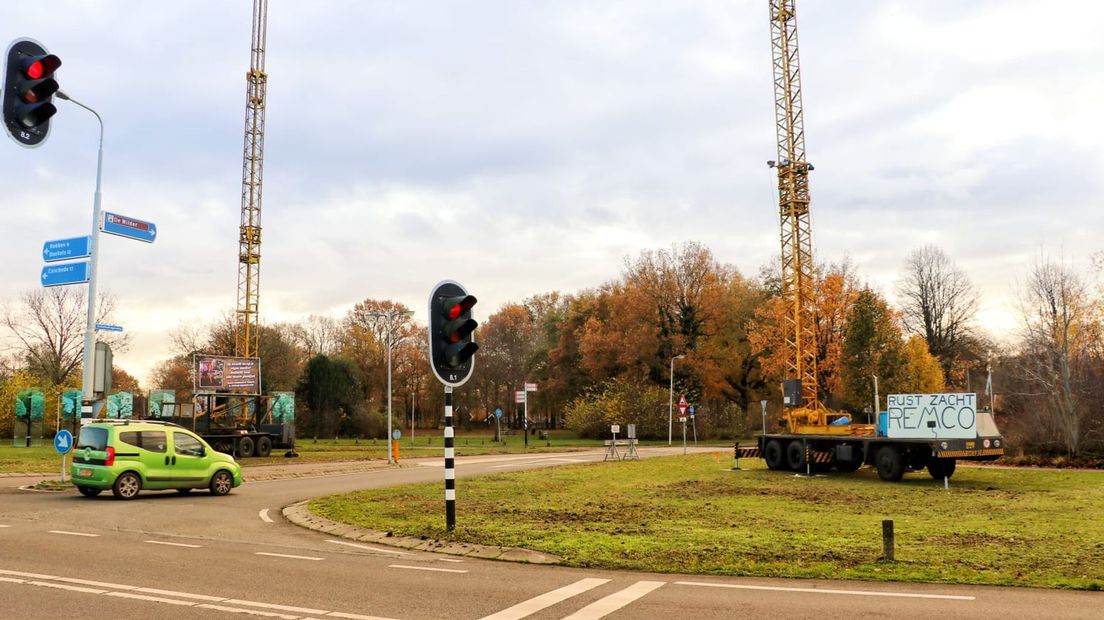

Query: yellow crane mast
left=235, top=0, right=268, bottom=358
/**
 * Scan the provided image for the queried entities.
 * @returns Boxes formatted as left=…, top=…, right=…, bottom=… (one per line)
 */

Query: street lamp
left=668, top=354, right=685, bottom=446
left=369, top=309, right=414, bottom=464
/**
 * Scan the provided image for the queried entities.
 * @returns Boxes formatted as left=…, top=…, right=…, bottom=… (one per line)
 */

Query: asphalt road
left=1, top=447, right=1100, bottom=619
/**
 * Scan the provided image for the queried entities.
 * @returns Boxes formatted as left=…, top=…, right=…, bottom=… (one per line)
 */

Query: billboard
left=106, top=392, right=133, bottom=419
left=60, top=390, right=82, bottom=419
left=194, top=355, right=261, bottom=393
left=149, top=390, right=175, bottom=417
left=15, top=390, right=45, bottom=420
left=886, top=393, right=977, bottom=439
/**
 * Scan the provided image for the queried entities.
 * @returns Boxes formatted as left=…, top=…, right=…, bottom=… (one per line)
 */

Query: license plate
left=78, top=469, right=92, bottom=477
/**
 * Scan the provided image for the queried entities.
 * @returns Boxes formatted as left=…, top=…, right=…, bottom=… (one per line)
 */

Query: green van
left=70, top=420, right=243, bottom=500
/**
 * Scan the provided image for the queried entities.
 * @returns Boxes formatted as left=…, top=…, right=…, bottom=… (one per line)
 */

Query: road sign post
left=54, top=429, right=73, bottom=482
left=689, top=404, right=697, bottom=446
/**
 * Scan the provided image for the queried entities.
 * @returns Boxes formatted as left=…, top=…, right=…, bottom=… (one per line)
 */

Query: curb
left=282, top=501, right=561, bottom=565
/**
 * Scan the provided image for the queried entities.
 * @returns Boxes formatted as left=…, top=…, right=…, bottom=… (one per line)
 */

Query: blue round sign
left=54, top=429, right=74, bottom=454
left=494, top=408, right=503, bottom=418
left=689, top=405, right=696, bottom=417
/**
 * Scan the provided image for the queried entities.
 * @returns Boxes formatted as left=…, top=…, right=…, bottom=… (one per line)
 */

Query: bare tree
left=896, top=245, right=979, bottom=375
left=1014, top=254, right=1098, bottom=456
left=2, top=288, right=129, bottom=386
left=290, top=314, right=340, bottom=357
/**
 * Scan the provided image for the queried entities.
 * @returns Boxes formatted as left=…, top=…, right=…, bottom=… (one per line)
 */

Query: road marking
left=674, top=581, right=976, bottom=601
left=439, top=558, right=464, bottom=563
left=224, top=599, right=328, bottom=614
left=197, top=603, right=298, bottom=618
left=0, top=567, right=401, bottom=619
left=326, top=539, right=409, bottom=555
left=0, top=524, right=11, bottom=528
left=478, top=578, right=611, bottom=620
left=145, top=540, right=203, bottom=548
left=388, top=564, right=468, bottom=574
left=259, top=508, right=274, bottom=523
left=105, top=591, right=196, bottom=606
left=489, top=458, right=588, bottom=469
left=561, top=581, right=666, bottom=619
left=48, top=530, right=99, bottom=537
left=255, top=552, right=324, bottom=561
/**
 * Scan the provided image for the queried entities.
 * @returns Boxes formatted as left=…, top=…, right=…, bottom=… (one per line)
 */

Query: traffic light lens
left=26, top=61, right=43, bottom=79
left=448, top=305, right=461, bottom=320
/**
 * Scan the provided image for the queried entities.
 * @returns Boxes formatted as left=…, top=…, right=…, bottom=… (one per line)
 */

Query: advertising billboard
left=194, top=355, right=261, bottom=393
left=885, top=393, right=977, bottom=440
left=270, top=392, right=295, bottom=422
left=149, top=390, right=175, bottom=417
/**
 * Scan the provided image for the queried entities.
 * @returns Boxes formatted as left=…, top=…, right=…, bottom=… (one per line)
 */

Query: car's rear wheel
left=209, top=470, right=233, bottom=496
left=112, top=472, right=142, bottom=500
left=77, top=486, right=102, bottom=497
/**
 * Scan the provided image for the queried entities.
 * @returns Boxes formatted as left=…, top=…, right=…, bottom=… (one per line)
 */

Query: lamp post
left=668, top=354, right=685, bottom=446
left=369, top=309, right=414, bottom=464
left=56, top=91, right=104, bottom=414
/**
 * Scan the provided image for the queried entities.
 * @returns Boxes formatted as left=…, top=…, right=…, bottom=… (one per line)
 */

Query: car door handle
left=171, top=456, right=177, bottom=465
left=164, top=456, right=169, bottom=465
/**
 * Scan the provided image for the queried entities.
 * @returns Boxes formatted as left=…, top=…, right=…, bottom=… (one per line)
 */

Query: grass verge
left=309, top=453, right=1104, bottom=590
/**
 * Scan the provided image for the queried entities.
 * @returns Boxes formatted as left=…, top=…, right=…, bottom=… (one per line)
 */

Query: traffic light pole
left=58, top=91, right=103, bottom=411
left=444, top=385, right=455, bottom=531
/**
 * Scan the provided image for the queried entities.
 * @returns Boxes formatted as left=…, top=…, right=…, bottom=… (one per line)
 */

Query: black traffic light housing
left=428, top=280, right=479, bottom=387
left=3, top=38, right=61, bottom=148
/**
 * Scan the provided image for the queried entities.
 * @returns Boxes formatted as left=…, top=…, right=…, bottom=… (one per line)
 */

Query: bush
left=565, top=378, right=668, bottom=440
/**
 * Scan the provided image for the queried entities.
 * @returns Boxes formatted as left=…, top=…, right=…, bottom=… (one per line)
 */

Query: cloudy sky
left=2, top=1, right=1102, bottom=386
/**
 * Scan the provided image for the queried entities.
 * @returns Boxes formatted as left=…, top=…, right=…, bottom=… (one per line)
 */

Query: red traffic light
left=443, top=295, right=476, bottom=321
left=23, top=54, right=61, bottom=80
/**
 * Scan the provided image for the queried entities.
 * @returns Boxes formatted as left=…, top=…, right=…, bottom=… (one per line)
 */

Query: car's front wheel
left=112, top=472, right=142, bottom=500
left=209, top=470, right=234, bottom=496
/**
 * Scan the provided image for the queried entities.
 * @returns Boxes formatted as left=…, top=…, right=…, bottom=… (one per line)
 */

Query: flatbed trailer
left=737, top=429, right=1004, bottom=482
left=155, top=393, right=295, bottom=458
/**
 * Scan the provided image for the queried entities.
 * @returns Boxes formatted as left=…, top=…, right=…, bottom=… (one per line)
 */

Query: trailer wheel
left=927, top=458, right=956, bottom=480
left=764, top=440, right=785, bottom=470
left=237, top=436, right=255, bottom=458
left=875, top=446, right=904, bottom=482
left=256, top=436, right=272, bottom=458
left=785, top=440, right=808, bottom=472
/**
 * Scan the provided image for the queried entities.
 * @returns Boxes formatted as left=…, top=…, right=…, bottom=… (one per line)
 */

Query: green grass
left=309, top=454, right=1104, bottom=590
left=0, top=430, right=632, bottom=473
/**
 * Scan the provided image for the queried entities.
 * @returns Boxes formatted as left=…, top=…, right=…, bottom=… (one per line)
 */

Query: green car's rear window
left=77, top=427, right=108, bottom=451
left=118, top=430, right=167, bottom=453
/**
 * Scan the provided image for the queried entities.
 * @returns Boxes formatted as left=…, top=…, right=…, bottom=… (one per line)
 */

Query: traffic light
left=428, top=280, right=479, bottom=387
left=3, top=39, right=62, bottom=147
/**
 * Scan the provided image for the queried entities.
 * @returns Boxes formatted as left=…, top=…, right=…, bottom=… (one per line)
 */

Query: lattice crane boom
left=235, top=0, right=268, bottom=358
left=769, top=0, right=822, bottom=426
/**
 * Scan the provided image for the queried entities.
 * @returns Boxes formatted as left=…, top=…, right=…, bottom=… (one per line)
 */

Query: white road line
left=438, top=558, right=464, bottom=563
left=326, top=612, right=401, bottom=620
left=0, top=524, right=11, bottom=528
left=326, top=539, right=409, bottom=555
left=388, top=564, right=468, bottom=574
left=674, top=581, right=976, bottom=601
left=489, top=458, right=588, bottom=470
left=259, top=508, right=274, bottom=523
left=196, top=603, right=298, bottom=619
left=48, top=530, right=99, bottom=537
left=561, top=581, right=666, bottom=619
left=105, top=591, right=196, bottom=606
left=0, top=577, right=24, bottom=584
left=255, top=552, right=324, bottom=561
left=53, top=576, right=137, bottom=590
left=145, top=540, right=203, bottom=548
left=223, top=599, right=328, bottom=614
left=28, top=580, right=106, bottom=594
left=478, top=578, right=611, bottom=620
left=136, top=586, right=224, bottom=602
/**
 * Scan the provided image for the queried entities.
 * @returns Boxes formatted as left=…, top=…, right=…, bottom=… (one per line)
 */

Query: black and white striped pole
left=444, top=385, right=456, bottom=530
left=428, top=280, right=478, bottom=533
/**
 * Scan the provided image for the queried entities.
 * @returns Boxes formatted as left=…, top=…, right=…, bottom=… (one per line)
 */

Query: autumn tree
left=901, top=335, right=945, bottom=394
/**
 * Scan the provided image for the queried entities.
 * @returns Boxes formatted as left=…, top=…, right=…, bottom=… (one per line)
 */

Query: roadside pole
left=444, top=386, right=455, bottom=531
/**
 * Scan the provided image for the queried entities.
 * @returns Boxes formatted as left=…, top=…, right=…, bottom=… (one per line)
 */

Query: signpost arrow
left=43, top=236, right=91, bottom=262
left=101, top=211, right=157, bottom=243
left=41, top=261, right=90, bottom=287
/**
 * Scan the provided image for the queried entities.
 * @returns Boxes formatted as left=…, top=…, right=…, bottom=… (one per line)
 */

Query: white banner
left=524, top=383, right=538, bottom=391
left=886, top=393, right=977, bottom=439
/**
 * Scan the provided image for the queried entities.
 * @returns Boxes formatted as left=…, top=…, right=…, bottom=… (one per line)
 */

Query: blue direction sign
left=43, top=236, right=91, bottom=263
left=41, top=261, right=90, bottom=287
left=54, top=430, right=74, bottom=454
left=95, top=323, right=124, bottom=332
left=494, top=408, right=503, bottom=418
left=689, top=405, right=696, bottom=417
left=102, top=211, right=157, bottom=243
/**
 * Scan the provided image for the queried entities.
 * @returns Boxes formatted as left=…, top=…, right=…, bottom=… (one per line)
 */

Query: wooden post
left=882, top=519, right=895, bottom=561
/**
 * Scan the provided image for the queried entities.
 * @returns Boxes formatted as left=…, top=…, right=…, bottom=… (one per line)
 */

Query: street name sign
left=41, top=261, right=89, bottom=287
left=101, top=211, right=157, bottom=243
left=95, top=323, right=124, bottom=332
left=515, top=390, right=526, bottom=403
left=43, top=236, right=91, bottom=262
left=524, top=383, right=538, bottom=391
